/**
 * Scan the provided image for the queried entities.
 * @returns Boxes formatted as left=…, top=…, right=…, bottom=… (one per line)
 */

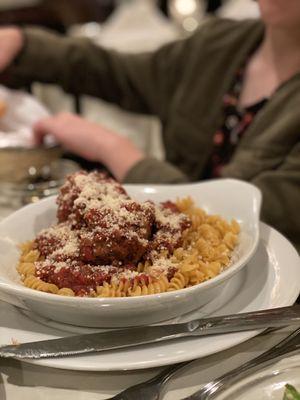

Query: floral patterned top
left=205, top=66, right=267, bottom=178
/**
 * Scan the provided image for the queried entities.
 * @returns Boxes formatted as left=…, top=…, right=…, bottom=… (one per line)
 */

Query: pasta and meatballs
left=17, top=171, right=240, bottom=297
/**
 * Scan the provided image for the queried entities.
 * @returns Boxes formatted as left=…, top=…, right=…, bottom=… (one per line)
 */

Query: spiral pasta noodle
left=17, top=243, right=39, bottom=279
left=17, top=262, right=36, bottom=277
left=23, top=275, right=59, bottom=294
left=57, top=288, right=75, bottom=296
left=97, top=281, right=131, bottom=297
left=168, top=271, right=189, bottom=291
left=128, top=276, right=169, bottom=296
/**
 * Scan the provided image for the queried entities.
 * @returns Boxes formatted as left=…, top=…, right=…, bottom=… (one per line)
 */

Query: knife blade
left=1, top=305, right=300, bottom=359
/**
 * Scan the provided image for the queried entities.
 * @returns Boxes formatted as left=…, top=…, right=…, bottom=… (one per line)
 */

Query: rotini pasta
left=128, top=276, right=169, bottom=296
left=16, top=172, right=240, bottom=298
left=23, top=275, right=59, bottom=294
left=17, top=261, right=36, bottom=277
left=57, top=288, right=75, bottom=296
left=168, top=271, right=189, bottom=291
left=96, top=281, right=130, bottom=297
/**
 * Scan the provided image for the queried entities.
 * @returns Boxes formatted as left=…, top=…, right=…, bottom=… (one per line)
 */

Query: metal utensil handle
left=189, top=327, right=300, bottom=399
left=189, top=305, right=300, bottom=336
left=149, top=361, right=193, bottom=387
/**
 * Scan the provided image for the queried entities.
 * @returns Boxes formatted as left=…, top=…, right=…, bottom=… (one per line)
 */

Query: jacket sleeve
left=251, top=142, right=300, bottom=253
left=123, top=157, right=189, bottom=184
left=5, top=26, right=196, bottom=119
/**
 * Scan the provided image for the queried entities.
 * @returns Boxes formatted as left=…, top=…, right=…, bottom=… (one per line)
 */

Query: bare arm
left=33, top=112, right=145, bottom=182
left=0, top=27, right=23, bottom=72
left=33, top=111, right=189, bottom=183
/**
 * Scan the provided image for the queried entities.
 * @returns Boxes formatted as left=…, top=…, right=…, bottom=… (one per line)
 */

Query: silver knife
left=1, top=305, right=300, bottom=359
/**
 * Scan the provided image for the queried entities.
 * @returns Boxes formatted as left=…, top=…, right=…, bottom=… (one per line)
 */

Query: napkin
left=0, top=85, right=51, bottom=148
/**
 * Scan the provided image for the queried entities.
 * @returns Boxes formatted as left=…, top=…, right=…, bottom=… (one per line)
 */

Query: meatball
left=35, top=223, right=79, bottom=262
left=146, top=201, right=191, bottom=260
left=78, top=200, right=155, bottom=265
left=56, top=170, right=127, bottom=227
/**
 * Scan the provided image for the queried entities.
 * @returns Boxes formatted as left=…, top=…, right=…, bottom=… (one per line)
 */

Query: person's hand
left=33, top=112, right=145, bottom=181
left=0, top=27, right=24, bottom=71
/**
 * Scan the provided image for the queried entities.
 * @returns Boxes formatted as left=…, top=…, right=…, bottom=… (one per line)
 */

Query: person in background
left=0, top=0, right=299, bottom=251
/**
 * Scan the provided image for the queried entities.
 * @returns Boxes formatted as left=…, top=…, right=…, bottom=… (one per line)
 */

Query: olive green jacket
left=6, top=18, right=300, bottom=251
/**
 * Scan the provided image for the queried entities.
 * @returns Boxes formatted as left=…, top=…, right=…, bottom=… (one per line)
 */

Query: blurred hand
left=33, top=112, right=145, bottom=181
left=0, top=27, right=24, bottom=71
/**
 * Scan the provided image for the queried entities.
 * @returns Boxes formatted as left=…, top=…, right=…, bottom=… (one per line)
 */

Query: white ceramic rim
left=0, top=179, right=261, bottom=305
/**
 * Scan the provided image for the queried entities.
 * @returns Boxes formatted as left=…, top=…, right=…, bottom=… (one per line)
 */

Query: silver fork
left=103, top=327, right=300, bottom=400
left=184, top=326, right=300, bottom=400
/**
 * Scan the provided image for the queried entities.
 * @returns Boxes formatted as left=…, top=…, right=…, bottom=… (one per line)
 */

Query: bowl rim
left=0, top=178, right=261, bottom=304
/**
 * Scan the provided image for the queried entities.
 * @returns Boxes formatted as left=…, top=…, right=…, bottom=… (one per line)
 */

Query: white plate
left=0, top=179, right=261, bottom=327
left=216, top=354, right=300, bottom=400
left=0, top=222, right=299, bottom=371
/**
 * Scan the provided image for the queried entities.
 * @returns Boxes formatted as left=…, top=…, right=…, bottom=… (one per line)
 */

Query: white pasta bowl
left=0, top=179, right=261, bottom=328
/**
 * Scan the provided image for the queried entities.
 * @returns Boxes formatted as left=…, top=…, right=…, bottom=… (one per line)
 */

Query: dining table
left=0, top=202, right=299, bottom=400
